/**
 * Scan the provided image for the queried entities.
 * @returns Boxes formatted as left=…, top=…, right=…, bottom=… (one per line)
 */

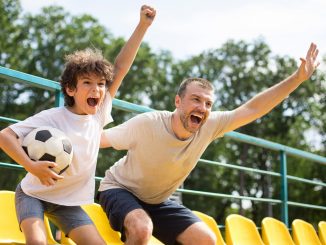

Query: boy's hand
left=140, top=5, right=156, bottom=26
left=27, top=160, right=64, bottom=186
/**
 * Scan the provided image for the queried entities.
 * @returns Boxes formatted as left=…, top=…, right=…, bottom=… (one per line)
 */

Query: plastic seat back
left=193, top=210, right=225, bottom=245
left=292, top=219, right=322, bottom=245
left=0, top=190, right=57, bottom=244
left=225, top=214, right=264, bottom=245
left=262, top=217, right=294, bottom=245
left=60, top=203, right=122, bottom=245
left=319, top=221, right=326, bottom=245
left=0, top=191, right=25, bottom=244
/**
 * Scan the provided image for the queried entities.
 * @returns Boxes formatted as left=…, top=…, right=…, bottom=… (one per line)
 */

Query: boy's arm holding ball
left=0, top=127, right=63, bottom=186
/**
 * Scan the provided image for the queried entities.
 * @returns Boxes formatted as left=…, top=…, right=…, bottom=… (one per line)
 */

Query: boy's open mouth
left=87, top=97, right=99, bottom=107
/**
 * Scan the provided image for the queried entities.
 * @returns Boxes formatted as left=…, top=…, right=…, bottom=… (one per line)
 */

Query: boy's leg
left=15, top=183, right=48, bottom=245
left=46, top=204, right=105, bottom=245
left=99, top=188, right=153, bottom=244
left=68, top=224, right=105, bottom=245
left=20, top=218, right=48, bottom=245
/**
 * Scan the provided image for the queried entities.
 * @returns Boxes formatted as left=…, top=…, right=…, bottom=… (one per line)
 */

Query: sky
left=19, top=0, right=326, bottom=63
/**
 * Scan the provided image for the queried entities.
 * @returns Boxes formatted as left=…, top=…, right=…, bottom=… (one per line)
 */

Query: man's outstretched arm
left=225, top=43, right=319, bottom=132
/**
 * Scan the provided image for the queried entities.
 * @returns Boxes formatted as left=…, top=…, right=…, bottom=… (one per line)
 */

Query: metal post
left=55, top=91, right=64, bottom=107
left=280, top=150, right=289, bottom=227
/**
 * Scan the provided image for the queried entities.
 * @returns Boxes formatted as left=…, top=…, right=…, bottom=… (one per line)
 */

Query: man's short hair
left=60, top=48, right=114, bottom=107
left=177, top=78, right=214, bottom=98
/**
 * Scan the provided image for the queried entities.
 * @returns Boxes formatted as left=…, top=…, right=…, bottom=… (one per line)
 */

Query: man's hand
left=296, top=43, right=320, bottom=81
left=140, top=5, right=156, bottom=26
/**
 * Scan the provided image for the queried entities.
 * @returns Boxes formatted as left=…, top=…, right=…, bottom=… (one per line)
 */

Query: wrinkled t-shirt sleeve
left=102, top=113, right=144, bottom=150
left=9, top=110, right=52, bottom=139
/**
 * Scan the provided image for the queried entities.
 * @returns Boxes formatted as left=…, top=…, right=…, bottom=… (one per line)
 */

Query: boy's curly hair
left=60, top=48, right=114, bottom=107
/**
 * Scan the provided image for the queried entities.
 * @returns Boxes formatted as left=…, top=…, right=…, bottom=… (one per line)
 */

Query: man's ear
left=175, top=95, right=181, bottom=108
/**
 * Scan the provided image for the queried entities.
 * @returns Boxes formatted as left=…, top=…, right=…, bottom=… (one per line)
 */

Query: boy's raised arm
left=109, top=5, right=156, bottom=98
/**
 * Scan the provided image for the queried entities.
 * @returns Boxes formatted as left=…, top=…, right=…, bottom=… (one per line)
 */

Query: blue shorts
left=99, top=188, right=200, bottom=245
left=15, top=183, right=93, bottom=235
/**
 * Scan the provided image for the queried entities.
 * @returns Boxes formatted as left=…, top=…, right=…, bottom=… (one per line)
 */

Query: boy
left=0, top=5, right=156, bottom=245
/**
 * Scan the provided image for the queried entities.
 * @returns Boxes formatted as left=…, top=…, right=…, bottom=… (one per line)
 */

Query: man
left=98, top=43, right=319, bottom=245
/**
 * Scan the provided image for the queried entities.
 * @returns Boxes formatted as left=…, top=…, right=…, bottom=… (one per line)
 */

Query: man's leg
left=99, top=188, right=153, bottom=245
left=176, top=221, right=216, bottom=245
left=124, top=208, right=153, bottom=245
left=145, top=199, right=215, bottom=245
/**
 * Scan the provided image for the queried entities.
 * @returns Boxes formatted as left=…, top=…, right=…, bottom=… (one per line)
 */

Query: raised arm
left=225, top=43, right=319, bottom=132
left=109, top=5, right=156, bottom=98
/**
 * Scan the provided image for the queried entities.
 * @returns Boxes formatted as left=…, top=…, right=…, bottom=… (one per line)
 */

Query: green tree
left=176, top=39, right=325, bottom=225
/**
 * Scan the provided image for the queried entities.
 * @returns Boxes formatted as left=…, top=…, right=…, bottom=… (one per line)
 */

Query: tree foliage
left=1, top=0, right=325, bottom=226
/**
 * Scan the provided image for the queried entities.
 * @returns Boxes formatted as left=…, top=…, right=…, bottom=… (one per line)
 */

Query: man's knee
left=177, top=222, right=216, bottom=245
left=124, top=209, right=153, bottom=243
left=199, top=231, right=216, bottom=245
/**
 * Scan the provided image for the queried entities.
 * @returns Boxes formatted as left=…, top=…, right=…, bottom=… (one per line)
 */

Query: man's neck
left=171, top=111, right=193, bottom=140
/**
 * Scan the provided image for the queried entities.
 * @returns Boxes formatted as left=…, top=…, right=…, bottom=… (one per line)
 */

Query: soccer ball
left=22, top=126, right=73, bottom=175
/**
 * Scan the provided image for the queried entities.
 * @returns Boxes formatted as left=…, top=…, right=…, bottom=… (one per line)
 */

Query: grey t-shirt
left=99, top=110, right=234, bottom=204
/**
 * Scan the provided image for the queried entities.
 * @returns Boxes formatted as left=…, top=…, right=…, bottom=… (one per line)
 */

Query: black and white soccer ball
left=22, top=126, right=73, bottom=175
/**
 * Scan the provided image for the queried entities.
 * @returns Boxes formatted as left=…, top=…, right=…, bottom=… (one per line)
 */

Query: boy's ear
left=65, top=86, right=75, bottom=96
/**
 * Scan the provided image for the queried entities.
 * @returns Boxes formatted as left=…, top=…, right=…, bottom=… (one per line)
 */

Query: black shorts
left=99, top=188, right=200, bottom=245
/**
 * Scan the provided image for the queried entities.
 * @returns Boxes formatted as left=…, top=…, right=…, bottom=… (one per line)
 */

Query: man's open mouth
left=190, top=114, right=203, bottom=125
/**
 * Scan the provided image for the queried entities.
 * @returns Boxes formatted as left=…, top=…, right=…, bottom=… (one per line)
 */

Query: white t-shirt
left=99, top=110, right=234, bottom=204
left=10, top=94, right=113, bottom=205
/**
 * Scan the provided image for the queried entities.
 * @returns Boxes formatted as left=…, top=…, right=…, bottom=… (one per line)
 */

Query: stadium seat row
left=0, top=190, right=325, bottom=245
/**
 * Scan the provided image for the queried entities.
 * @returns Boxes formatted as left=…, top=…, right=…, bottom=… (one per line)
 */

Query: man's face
left=176, top=82, right=214, bottom=134
left=66, top=73, right=107, bottom=115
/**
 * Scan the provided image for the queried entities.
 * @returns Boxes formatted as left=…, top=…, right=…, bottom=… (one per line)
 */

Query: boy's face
left=175, top=82, right=214, bottom=134
left=66, top=73, right=107, bottom=115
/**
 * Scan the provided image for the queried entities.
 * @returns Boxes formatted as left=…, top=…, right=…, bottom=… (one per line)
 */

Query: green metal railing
left=1, top=66, right=325, bottom=227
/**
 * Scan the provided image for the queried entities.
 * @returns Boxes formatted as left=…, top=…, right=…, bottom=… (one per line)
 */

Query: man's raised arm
left=225, top=43, right=319, bottom=132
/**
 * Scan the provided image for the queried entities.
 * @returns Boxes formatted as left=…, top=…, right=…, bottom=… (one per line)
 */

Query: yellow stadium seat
left=225, top=214, right=264, bottom=245
left=60, top=203, right=163, bottom=245
left=0, top=190, right=58, bottom=245
left=192, top=210, right=226, bottom=245
left=292, top=219, right=322, bottom=245
left=60, top=203, right=122, bottom=245
left=319, top=221, right=326, bottom=245
left=318, top=221, right=326, bottom=245
left=261, top=217, right=295, bottom=245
